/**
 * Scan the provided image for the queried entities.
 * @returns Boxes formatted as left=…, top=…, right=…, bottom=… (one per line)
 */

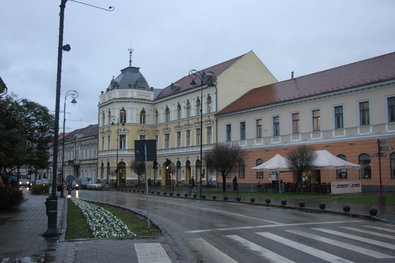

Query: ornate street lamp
left=60, top=90, right=78, bottom=197
left=188, top=69, right=216, bottom=197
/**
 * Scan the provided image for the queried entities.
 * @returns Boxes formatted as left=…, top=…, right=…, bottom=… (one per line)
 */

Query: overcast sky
left=1, top=0, right=394, bottom=132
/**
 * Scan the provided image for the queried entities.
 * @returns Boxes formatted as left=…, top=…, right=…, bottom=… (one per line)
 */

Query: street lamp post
left=60, top=90, right=78, bottom=197
left=188, top=69, right=216, bottom=198
left=111, top=116, right=124, bottom=188
left=43, top=0, right=114, bottom=237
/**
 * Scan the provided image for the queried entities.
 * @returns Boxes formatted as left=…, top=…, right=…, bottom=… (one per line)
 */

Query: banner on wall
left=331, top=180, right=362, bottom=194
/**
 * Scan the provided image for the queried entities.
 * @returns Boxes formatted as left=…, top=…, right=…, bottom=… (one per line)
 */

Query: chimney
left=291, top=71, right=294, bottom=79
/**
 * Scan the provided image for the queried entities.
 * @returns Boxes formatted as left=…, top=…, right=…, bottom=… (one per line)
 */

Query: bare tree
left=204, top=144, right=247, bottom=192
left=285, top=145, right=317, bottom=193
left=131, top=161, right=145, bottom=185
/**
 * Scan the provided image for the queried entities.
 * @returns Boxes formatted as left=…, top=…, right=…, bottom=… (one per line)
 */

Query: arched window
left=140, top=108, right=146, bottom=124
left=206, top=95, right=212, bottom=113
left=154, top=109, right=159, bottom=124
left=186, top=100, right=191, bottom=118
left=196, top=98, right=201, bottom=116
left=359, top=153, right=371, bottom=179
left=165, top=107, right=170, bottom=122
left=177, top=103, right=182, bottom=120
left=391, top=153, right=395, bottom=179
left=336, top=154, right=347, bottom=179
left=120, top=108, right=126, bottom=124
left=256, top=159, right=263, bottom=178
left=102, top=112, right=105, bottom=126
left=108, top=110, right=112, bottom=125
left=239, top=160, right=245, bottom=178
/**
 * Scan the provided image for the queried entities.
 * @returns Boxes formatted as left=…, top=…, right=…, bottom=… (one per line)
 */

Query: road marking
left=287, top=229, right=394, bottom=259
left=340, top=226, right=395, bottom=240
left=257, top=232, right=354, bottom=263
left=135, top=243, right=172, bottom=263
left=363, top=225, right=395, bottom=233
left=188, top=238, right=238, bottom=263
left=226, top=234, right=295, bottom=263
left=314, top=228, right=395, bottom=250
left=183, top=220, right=362, bottom=234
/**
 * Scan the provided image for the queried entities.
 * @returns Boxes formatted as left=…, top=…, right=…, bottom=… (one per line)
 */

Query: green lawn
left=66, top=199, right=161, bottom=240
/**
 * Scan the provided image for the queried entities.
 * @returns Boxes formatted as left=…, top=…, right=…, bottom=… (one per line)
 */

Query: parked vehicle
left=72, top=180, right=79, bottom=190
left=87, top=180, right=102, bottom=190
left=77, top=177, right=91, bottom=189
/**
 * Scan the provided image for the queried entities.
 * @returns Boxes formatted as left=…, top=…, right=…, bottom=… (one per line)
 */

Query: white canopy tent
left=250, top=153, right=291, bottom=172
left=250, top=154, right=291, bottom=193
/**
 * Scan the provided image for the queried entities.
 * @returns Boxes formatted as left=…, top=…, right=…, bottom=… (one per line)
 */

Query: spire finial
left=128, top=42, right=134, bottom=67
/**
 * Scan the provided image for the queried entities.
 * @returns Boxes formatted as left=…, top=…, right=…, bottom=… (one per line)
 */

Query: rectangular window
left=120, top=135, right=126, bottom=149
left=177, top=132, right=181, bottom=147
left=388, top=96, right=395, bottom=122
left=256, top=119, right=262, bottom=138
left=206, top=126, right=212, bottom=144
left=139, top=135, right=146, bottom=140
left=273, top=116, right=280, bottom=136
left=186, top=130, right=191, bottom=146
left=101, top=137, right=104, bottom=151
left=226, top=124, right=232, bottom=142
left=334, top=106, right=344, bottom=129
left=292, top=113, right=299, bottom=134
left=108, top=136, right=111, bottom=150
left=240, top=122, right=246, bottom=140
left=196, top=128, right=201, bottom=145
left=164, top=134, right=170, bottom=149
left=359, top=101, right=370, bottom=125
left=312, top=110, right=321, bottom=131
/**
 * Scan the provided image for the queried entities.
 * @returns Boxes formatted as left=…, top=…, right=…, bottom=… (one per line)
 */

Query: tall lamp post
left=60, top=90, right=78, bottom=197
left=189, top=69, right=216, bottom=197
left=111, top=116, right=124, bottom=188
left=44, top=0, right=114, bottom=237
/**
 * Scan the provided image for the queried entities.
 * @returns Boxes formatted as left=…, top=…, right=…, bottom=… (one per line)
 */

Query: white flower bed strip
left=71, top=198, right=136, bottom=238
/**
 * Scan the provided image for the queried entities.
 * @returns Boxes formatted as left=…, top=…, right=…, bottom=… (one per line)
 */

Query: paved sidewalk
left=0, top=188, right=394, bottom=262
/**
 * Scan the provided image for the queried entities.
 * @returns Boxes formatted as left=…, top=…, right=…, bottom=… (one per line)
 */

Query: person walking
left=233, top=176, right=238, bottom=194
left=189, top=176, right=196, bottom=196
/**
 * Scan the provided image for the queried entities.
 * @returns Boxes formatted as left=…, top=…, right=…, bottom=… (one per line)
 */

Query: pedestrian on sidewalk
left=189, top=176, right=196, bottom=196
left=233, top=176, right=238, bottom=194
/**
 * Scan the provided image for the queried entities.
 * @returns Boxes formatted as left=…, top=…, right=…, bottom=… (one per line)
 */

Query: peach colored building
left=216, top=52, right=395, bottom=191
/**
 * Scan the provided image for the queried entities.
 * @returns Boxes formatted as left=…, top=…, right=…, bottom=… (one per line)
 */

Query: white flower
left=71, top=198, right=136, bottom=238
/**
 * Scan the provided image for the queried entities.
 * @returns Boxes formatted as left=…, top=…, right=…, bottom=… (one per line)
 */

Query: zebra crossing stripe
left=134, top=243, right=172, bottom=263
left=188, top=238, right=238, bottom=263
left=286, top=229, right=394, bottom=259
left=257, top=232, right=354, bottom=263
left=340, top=226, right=395, bottom=240
left=363, top=225, right=395, bottom=233
left=226, top=235, right=295, bottom=263
left=314, top=228, right=395, bottom=250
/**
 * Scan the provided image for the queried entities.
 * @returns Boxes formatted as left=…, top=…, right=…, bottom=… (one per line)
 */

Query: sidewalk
left=0, top=188, right=394, bottom=262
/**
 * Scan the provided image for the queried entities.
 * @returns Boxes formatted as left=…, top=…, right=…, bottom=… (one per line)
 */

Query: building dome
left=107, top=66, right=150, bottom=91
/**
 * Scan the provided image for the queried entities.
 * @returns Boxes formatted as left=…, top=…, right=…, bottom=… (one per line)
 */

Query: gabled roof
left=61, top=124, right=98, bottom=143
left=155, top=53, right=247, bottom=100
left=217, top=52, right=395, bottom=116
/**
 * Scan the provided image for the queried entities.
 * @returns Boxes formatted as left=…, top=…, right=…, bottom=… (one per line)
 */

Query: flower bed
left=70, top=198, right=136, bottom=238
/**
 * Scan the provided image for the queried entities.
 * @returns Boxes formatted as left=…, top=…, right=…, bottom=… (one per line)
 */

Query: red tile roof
left=217, top=52, right=395, bottom=116
left=155, top=53, right=246, bottom=100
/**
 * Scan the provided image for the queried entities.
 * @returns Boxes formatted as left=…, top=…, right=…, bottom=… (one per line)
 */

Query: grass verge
left=66, top=199, right=161, bottom=240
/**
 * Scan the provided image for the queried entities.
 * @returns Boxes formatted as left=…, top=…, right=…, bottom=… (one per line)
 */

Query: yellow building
left=97, top=51, right=277, bottom=187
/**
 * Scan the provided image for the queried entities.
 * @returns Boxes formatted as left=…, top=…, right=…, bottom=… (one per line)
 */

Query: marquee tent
left=250, top=153, right=291, bottom=172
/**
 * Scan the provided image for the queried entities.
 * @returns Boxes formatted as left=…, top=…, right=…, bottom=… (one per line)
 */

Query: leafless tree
left=131, top=161, right=145, bottom=185
left=286, top=145, right=317, bottom=193
left=204, top=144, right=247, bottom=192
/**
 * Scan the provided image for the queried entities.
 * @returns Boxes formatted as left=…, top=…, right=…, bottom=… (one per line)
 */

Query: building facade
left=216, top=52, right=395, bottom=191
left=97, top=51, right=277, bottom=187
